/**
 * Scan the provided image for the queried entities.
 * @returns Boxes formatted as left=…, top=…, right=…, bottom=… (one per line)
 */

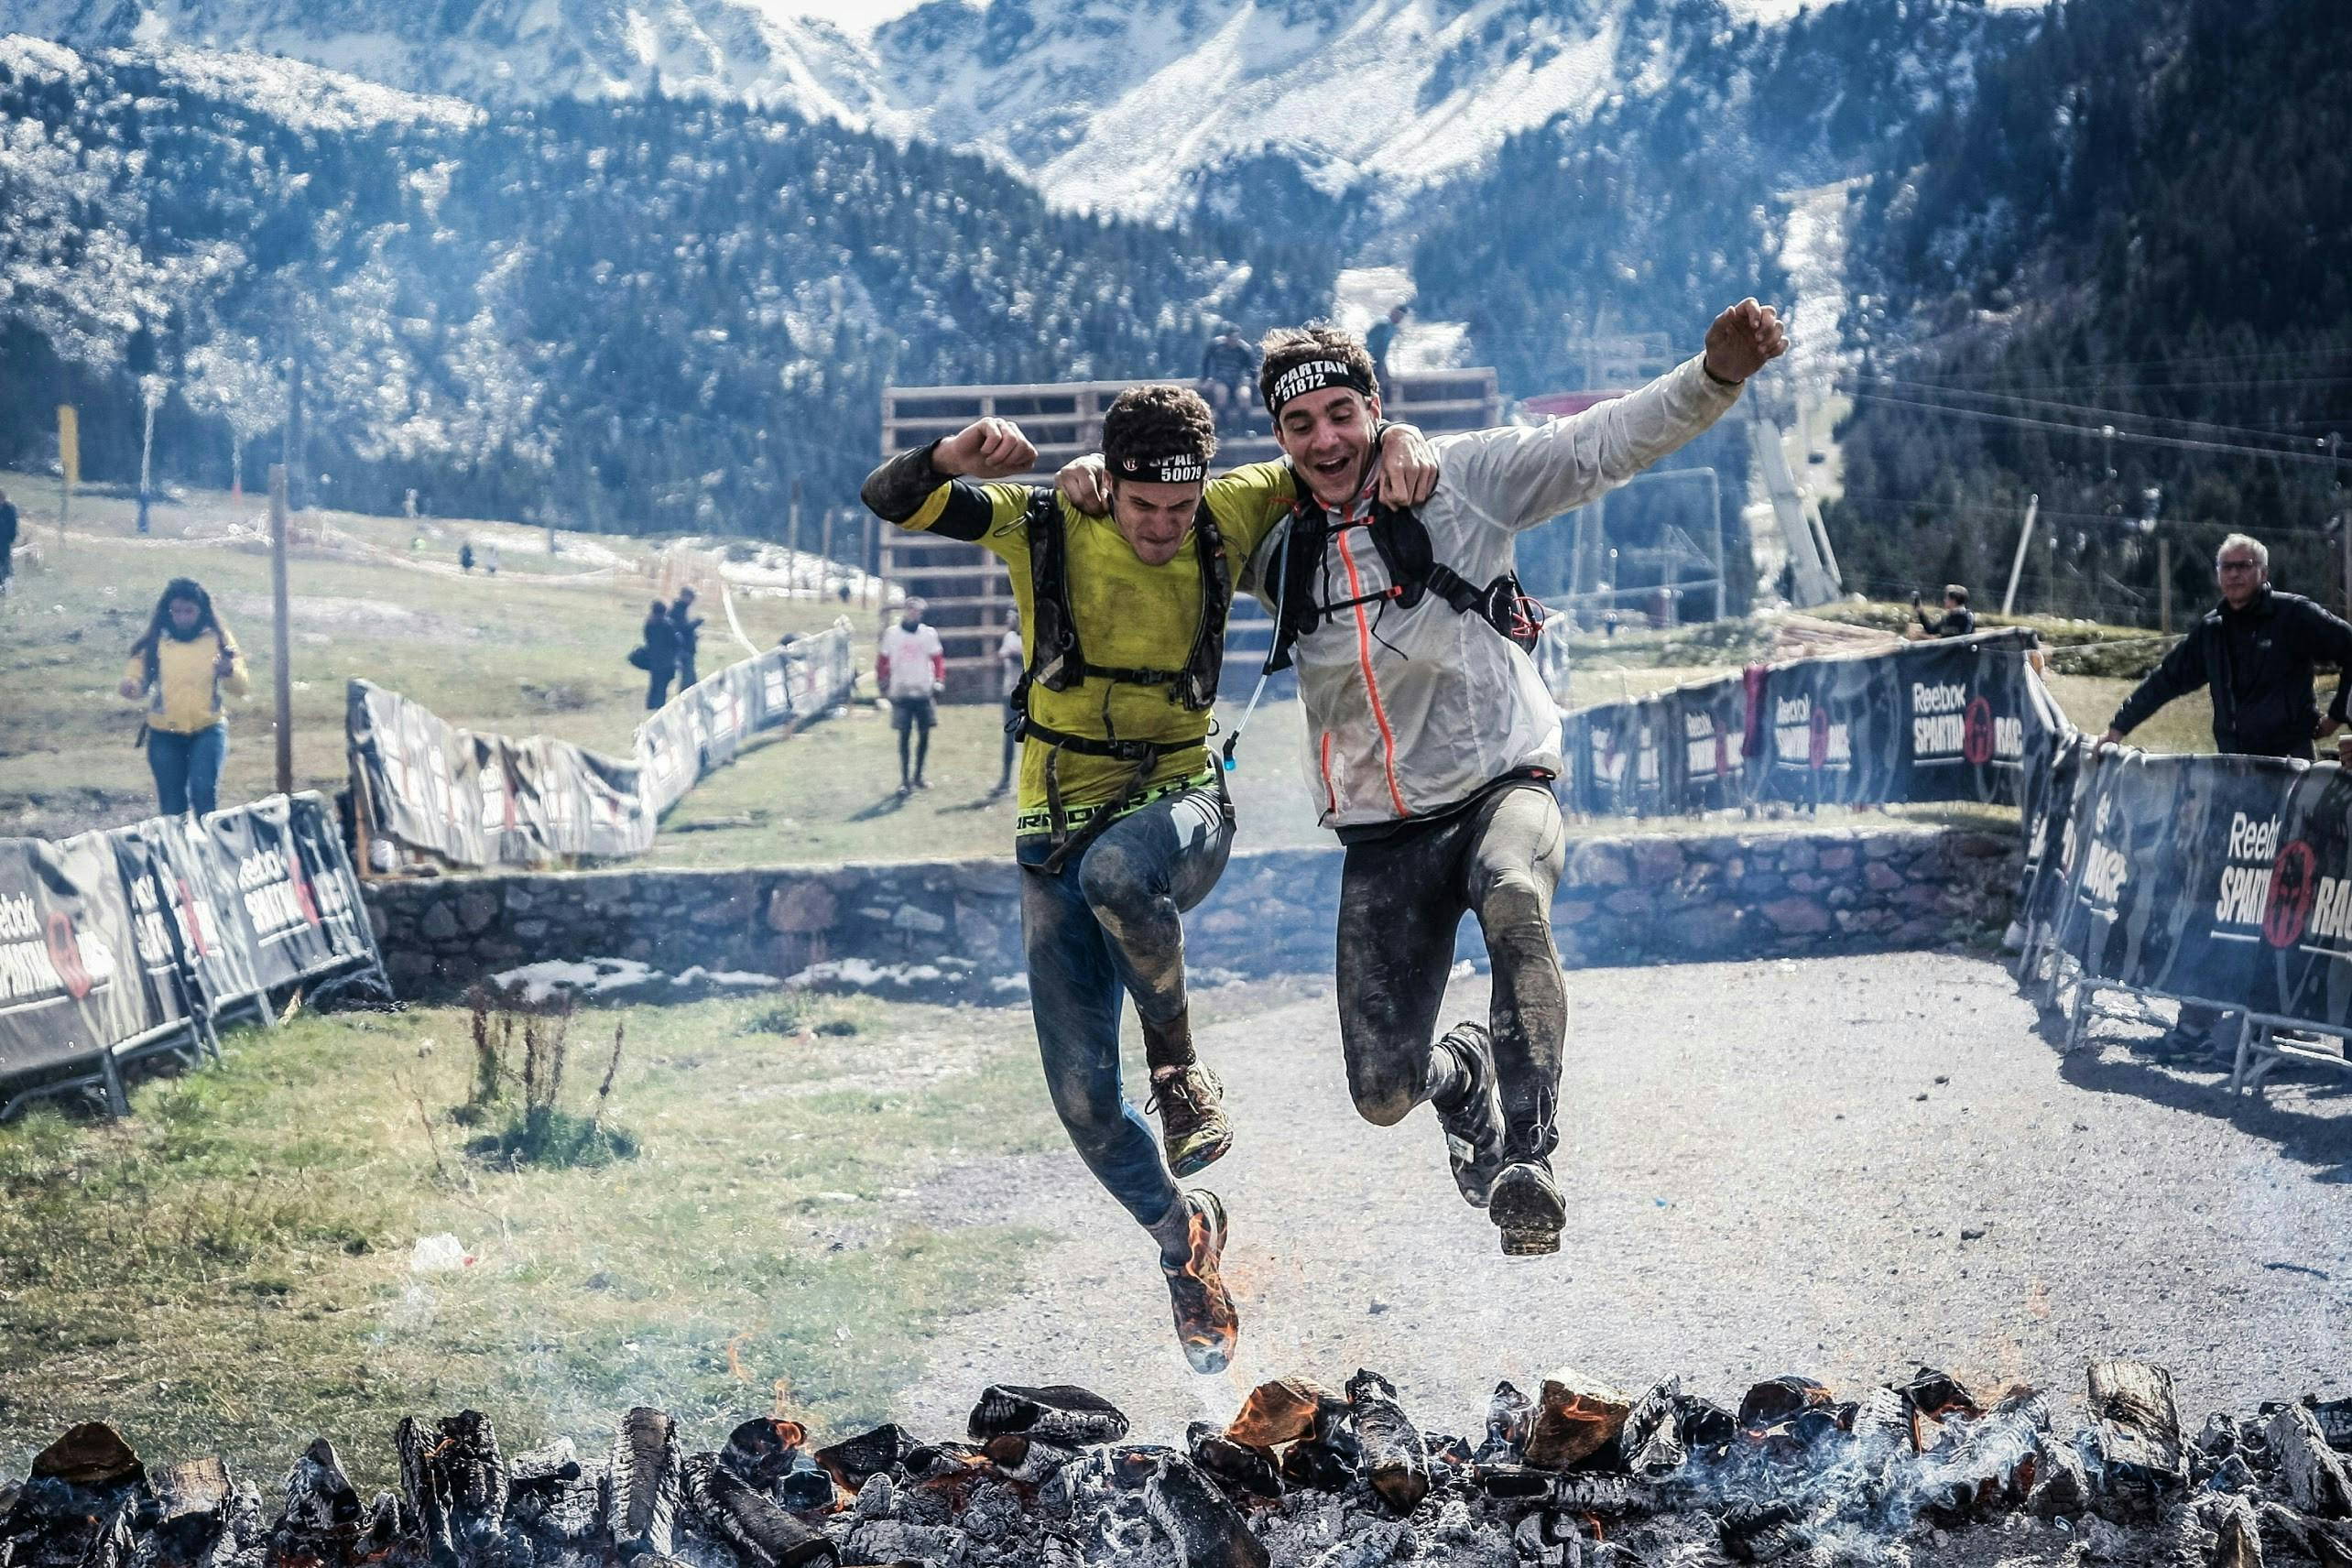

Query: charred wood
left=1524, top=1369, right=1634, bottom=1472
left=1181, top=1427, right=1279, bottom=1501
left=1136, top=1455, right=1268, bottom=1568
left=2268, top=1404, right=2352, bottom=1519
left=1223, top=1381, right=1327, bottom=1452
left=603, top=1410, right=681, bottom=1562
left=966, top=1387, right=1128, bottom=1449
left=809, top=1429, right=909, bottom=1495
left=2089, top=1360, right=2187, bottom=1490
left=1345, top=1369, right=1430, bottom=1516
left=678, top=1454, right=835, bottom=1568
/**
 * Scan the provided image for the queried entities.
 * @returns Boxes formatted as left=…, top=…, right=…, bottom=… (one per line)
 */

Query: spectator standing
left=485, top=544, right=501, bottom=577
left=460, top=541, right=475, bottom=572
left=877, top=596, right=945, bottom=796
left=639, top=599, right=679, bottom=710
left=0, top=488, right=16, bottom=596
left=1365, top=304, right=1409, bottom=397
left=119, top=577, right=247, bottom=817
left=670, top=585, right=704, bottom=688
left=2103, top=531, right=2352, bottom=1058
left=991, top=611, right=1023, bottom=798
left=1913, top=584, right=1976, bottom=637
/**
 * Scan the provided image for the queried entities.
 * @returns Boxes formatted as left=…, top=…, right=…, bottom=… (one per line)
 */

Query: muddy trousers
left=1334, top=779, right=1568, bottom=1166
left=1019, top=787, right=1233, bottom=1226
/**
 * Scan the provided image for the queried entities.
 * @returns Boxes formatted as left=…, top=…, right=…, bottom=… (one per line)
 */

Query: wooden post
left=2340, top=511, right=2350, bottom=625
left=789, top=479, right=803, bottom=584
left=865, top=513, right=878, bottom=605
left=2159, top=537, right=2172, bottom=636
left=820, top=506, right=835, bottom=598
left=268, top=465, right=294, bottom=795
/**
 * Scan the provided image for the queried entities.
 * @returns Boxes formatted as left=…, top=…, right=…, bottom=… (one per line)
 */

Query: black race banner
left=1, top=793, right=376, bottom=1095
left=351, top=618, right=857, bottom=869
left=0, top=833, right=148, bottom=1078
left=1672, top=673, right=1751, bottom=814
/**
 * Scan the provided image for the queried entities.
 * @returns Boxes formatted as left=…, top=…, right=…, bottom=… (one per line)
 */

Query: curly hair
left=1258, top=322, right=1378, bottom=408
left=1101, top=384, right=1216, bottom=476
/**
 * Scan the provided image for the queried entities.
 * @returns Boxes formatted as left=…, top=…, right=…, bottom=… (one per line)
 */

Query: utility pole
left=268, top=465, right=294, bottom=795
left=789, top=479, right=804, bottom=583
left=2001, top=494, right=2039, bottom=616
left=820, top=507, right=835, bottom=597
left=2159, top=537, right=2172, bottom=636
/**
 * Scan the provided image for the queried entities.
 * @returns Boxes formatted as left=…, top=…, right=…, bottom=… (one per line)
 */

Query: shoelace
left=1145, top=1068, right=1217, bottom=1119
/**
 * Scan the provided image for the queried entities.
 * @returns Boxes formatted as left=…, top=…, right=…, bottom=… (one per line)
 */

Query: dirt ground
left=886, top=952, right=2352, bottom=1444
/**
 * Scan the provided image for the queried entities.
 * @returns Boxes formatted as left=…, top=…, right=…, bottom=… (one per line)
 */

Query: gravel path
left=890, top=951, right=2352, bottom=1442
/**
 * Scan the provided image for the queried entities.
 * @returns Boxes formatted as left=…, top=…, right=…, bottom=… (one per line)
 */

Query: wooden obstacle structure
left=878, top=368, right=1501, bottom=701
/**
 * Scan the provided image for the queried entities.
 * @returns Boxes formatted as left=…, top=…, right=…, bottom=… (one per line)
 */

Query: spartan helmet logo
left=2265, top=840, right=2318, bottom=950
left=1122, top=458, right=1139, bottom=473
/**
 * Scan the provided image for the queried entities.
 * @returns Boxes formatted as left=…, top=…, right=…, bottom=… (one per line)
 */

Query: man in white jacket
left=1253, top=301, right=1787, bottom=1257
left=877, top=596, right=946, bottom=796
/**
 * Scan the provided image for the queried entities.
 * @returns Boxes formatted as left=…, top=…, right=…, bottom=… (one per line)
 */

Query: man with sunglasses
left=2103, top=531, right=2352, bottom=1059
left=2103, top=533, right=2352, bottom=761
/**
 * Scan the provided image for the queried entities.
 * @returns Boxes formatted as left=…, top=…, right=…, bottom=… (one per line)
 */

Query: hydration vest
left=1259, top=482, right=1543, bottom=677
left=1010, top=486, right=1233, bottom=869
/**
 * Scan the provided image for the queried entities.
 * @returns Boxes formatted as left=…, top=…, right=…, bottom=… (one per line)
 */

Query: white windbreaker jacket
left=1247, top=354, right=1741, bottom=832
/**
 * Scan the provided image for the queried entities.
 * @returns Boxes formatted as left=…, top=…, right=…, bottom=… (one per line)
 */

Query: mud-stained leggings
left=1334, top=779, right=1567, bottom=1165
left=1018, top=787, right=1233, bottom=1226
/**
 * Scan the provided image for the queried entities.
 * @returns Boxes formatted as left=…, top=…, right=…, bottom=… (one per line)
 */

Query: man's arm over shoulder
left=1203, top=461, right=1298, bottom=564
left=1437, top=355, right=1741, bottom=533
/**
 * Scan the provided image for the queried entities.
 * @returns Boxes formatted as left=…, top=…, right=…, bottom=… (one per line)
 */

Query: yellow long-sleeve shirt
left=125, top=626, right=249, bottom=734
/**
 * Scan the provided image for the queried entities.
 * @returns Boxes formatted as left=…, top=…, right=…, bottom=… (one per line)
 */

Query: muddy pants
left=1018, top=787, right=1232, bottom=1225
left=1334, top=778, right=1567, bottom=1165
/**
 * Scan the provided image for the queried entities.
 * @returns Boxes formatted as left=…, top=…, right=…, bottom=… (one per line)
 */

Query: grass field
left=0, top=984, right=1071, bottom=1483
left=2, top=466, right=2231, bottom=867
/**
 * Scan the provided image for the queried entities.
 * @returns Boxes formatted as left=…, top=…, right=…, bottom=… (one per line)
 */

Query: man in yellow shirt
left=119, top=576, right=248, bottom=817
left=861, top=387, right=1428, bottom=1373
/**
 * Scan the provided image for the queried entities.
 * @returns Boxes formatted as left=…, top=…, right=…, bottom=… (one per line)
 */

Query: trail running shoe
left=1161, top=1191, right=1239, bottom=1375
left=1432, top=1022, right=1508, bottom=1208
left=1147, top=1063, right=1234, bottom=1178
left=1487, top=1160, right=1565, bottom=1258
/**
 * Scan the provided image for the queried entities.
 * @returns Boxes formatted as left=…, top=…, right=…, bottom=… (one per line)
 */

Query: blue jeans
left=1018, top=786, right=1233, bottom=1227
left=147, top=724, right=227, bottom=817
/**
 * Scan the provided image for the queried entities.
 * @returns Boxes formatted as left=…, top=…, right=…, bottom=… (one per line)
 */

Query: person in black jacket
left=2102, top=534, right=2352, bottom=760
left=670, top=586, right=704, bottom=689
left=2101, top=533, right=2352, bottom=1060
left=1912, top=583, right=1976, bottom=637
left=641, top=599, right=679, bottom=710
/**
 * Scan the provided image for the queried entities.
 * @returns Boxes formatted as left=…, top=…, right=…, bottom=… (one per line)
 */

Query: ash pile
left=5, top=1359, right=2352, bottom=1568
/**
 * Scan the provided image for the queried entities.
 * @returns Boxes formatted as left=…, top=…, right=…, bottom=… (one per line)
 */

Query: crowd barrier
left=0, top=792, right=387, bottom=1118
left=2015, top=741, right=2352, bottom=1091
left=1560, top=628, right=2069, bottom=817
left=348, top=618, right=857, bottom=870
left=1562, top=626, right=2352, bottom=1092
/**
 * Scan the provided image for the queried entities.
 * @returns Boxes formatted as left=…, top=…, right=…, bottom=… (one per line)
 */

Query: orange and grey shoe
left=1487, top=1160, right=1565, bottom=1258
left=1160, top=1190, right=1240, bottom=1374
left=1146, top=1063, right=1234, bottom=1178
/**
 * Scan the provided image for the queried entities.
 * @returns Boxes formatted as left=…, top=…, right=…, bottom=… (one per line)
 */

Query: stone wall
left=365, top=824, right=2020, bottom=1001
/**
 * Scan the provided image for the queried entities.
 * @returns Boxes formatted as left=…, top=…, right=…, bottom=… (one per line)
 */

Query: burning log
left=678, top=1454, right=836, bottom=1568
left=810, top=1427, right=911, bottom=1494
left=503, top=1443, right=579, bottom=1494
left=1224, top=1380, right=1328, bottom=1451
left=1182, top=1426, right=1279, bottom=1501
left=2267, top=1404, right=2352, bottom=1519
left=1735, top=1376, right=1834, bottom=1433
left=1675, top=1395, right=1737, bottom=1454
left=2258, top=1500, right=2352, bottom=1567
left=1715, top=1498, right=1813, bottom=1563
left=2309, top=1397, right=2352, bottom=1454
left=2210, top=1495, right=2266, bottom=1568
left=2027, top=1432, right=2091, bottom=1519
left=1523, top=1369, right=1633, bottom=1472
left=1610, top=1377, right=1683, bottom=1475
left=966, top=1386, right=1129, bottom=1449
left=1548, top=1473, right=1669, bottom=1519
left=1346, top=1370, right=1431, bottom=1516
left=267, top=1437, right=372, bottom=1567
left=603, top=1410, right=681, bottom=1561
left=395, top=1412, right=510, bottom=1568
left=2089, top=1360, right=2188, bottom=1490
left=1276, top=1440, right=1352, bottom=1495
left=1121, top=1453, right=1268, bottom=1568
left=1896, top=1367, right=1982, bottom=1421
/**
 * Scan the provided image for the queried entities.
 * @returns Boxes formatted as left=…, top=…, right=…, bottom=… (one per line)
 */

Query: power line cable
left=1858, top=376, right=2339, bottom=451
left=1843, top=391, right=2352, bottom=469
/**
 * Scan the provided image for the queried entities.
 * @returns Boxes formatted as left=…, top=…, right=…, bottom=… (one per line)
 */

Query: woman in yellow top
left=118, top=577, right=248, bottom=817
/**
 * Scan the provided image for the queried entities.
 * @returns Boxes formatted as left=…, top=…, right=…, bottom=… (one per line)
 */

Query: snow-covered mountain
left=8, top=0, right=890, bottom=124
left=20, top=0, right=2030, bottom=216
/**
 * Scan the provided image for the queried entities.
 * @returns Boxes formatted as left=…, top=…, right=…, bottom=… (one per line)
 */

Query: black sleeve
left=2285, top=599, right=2352, bottom=722
left=859, top=441, right=994, bottom=541
left=2111, top=632, right=2208, bottom=735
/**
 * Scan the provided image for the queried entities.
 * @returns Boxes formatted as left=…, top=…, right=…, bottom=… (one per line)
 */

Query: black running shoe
left=1487, top=1160, right=1565, bottom=1258
left=1160, top=1191, right=1239, bottom=1374
left=1432, top=1023, right=1508, bottom=1209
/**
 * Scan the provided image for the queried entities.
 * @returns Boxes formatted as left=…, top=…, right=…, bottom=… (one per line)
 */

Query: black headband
left=1110, top=452, right=1208, bottom=485
left=1265, top=358, right=1374, bottom=417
